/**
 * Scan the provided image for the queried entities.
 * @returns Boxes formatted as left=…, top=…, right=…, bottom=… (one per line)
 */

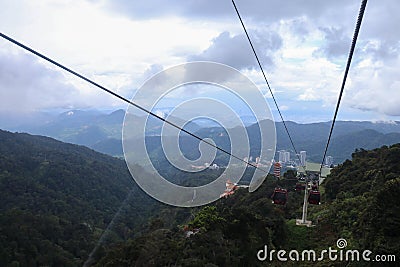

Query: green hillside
left=96, top=144, right=400, bottom=266
left=0, top=128, right=398, bottom=266
left=0, top=130, right=163, bottom=266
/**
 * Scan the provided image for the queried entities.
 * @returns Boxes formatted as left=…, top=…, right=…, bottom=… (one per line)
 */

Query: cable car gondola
left=272, top=188, right=288, bottom=205
left=308, top=190, right=320, bottom=205
left=295, top=183, right=306, bottom=191
left=311, top=182, right=318, bottom=191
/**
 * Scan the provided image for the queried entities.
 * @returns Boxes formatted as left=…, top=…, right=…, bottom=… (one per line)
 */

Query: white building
left=278, top=150, right=284, bottom=162
left=300, top=151, right=306, bottom=166
left=284, top=151, right=290, bottom=163
left=209, top=163, right=219, bottom=170
left=325, top=156, right=333, bottom=166
left=279, top=150, right=291, bottom=163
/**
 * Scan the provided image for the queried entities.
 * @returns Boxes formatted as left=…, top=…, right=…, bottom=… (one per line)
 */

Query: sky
left=0, top=0, right=399, bottom=123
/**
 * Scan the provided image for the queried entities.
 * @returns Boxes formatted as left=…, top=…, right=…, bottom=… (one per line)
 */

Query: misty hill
left=0, top=129, right=163, bottom=266
left=183, top=120, right=400, bottom=164
left=4, top=109, right=400, bottom=163
left=22, top=109, right=125, bottom=146
left=278, top=120, right=400, bottom=145
left=7, top=109, right=201, bottom=157
left=302, top=129, right=400, bottom=163
left=276, top=123, right=400, bottom=162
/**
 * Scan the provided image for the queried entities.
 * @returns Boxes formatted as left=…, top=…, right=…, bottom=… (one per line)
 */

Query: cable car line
left=232, top=0, right=368, bottom=210
left=319, top=0, right=368, bottom=173
left=0, top=31, right=270, bottom=174
left=232, top=0, right=304, bottom=172
left=0, top=0, right=368, bottom=198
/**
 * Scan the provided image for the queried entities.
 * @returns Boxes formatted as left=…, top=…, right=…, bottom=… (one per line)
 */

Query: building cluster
left=191, top=150, right=334, bottom=172
left=207, top=163, right=220, bottom=170
left=277, top=150, right=333, bottom=168
left=278, top=150, right=299, bottom=166
left=278, top=150, right=291, bottom=163
left=243, top=156, right=268, bottom=168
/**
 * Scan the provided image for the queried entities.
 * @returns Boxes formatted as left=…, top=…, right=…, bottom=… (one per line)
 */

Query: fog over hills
left=3, top=109, right=400, bottom=164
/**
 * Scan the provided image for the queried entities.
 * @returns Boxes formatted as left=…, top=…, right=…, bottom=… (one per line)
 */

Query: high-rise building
left=300, top=151, right=306, bottom=166
left=278, top=150, right=291, bottom=163
left=279, top=150, right=288, bottom=163
left=325, top=156, right=333, bottom=166
left=284, top=151, right=290, bottom=163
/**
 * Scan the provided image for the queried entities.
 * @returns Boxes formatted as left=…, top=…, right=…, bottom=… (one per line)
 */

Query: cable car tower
left=296, top=172, right=314, bottom=227
left=296, top=164, right=328, bottom=227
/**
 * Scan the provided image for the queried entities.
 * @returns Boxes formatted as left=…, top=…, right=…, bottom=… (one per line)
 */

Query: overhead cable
left=320, top=0, right=368, bottom=173
left=232, top=0, right=304, bottom=171
left=0, top=31, right=269, bottom=174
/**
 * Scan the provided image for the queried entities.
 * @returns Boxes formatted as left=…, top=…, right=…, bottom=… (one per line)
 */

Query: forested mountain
left=0, top=128, right=399, bottom=266
left=95, top=176, right=296, bottom=266
left=96, top=144, right=400, bottom=266
left=0, top=129, right=168, bottom=266
left=276, top=121, right=400, bottom=162
left=82, top=117, right=400, bottom=166
left=4, top=109, right=400, bottom=164
left=321, top=144, right=400, bottom=257
left=21, top=110, right=125, bottom=147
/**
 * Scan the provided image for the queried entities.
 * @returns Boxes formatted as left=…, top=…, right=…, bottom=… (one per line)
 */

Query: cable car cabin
left=295, top=183, right=306, bottom=191
left=311, top=182, right=318, bottom=191
left=272, top=188, right=288, bottom=205
left=308, top=190, right=320, bottom=205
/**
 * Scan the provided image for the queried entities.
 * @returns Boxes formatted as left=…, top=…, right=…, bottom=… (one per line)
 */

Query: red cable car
left=272, top=188, right=288, bottom=205
left=311, top=183, right=318, bottom=191
left=308, top=190, right=320, bottom=205
left=295, top=183, right=306, bottom=191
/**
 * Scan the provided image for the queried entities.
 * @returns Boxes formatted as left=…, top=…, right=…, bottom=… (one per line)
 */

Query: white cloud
left=279, top=105, right=289, bottom=111
left=298, top=88, right=319, bottom=101
left=345, top=57, right=400, bottom=116
left=0, top=51, right=82, bottom=112
left=0, top=0, right=398, bottom=122
left=190, top=30, right=282, bottom=70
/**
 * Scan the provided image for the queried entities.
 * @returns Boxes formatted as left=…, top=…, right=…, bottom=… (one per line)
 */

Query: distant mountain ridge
left=3, top=109, right=400, bottom=163
left=276, top=121, right=400, bottom=162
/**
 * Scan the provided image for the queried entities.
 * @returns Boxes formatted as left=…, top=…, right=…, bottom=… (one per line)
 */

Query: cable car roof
left=297, top=162, right=331, bottom=178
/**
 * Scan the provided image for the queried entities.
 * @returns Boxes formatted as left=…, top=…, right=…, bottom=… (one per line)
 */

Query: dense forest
left=0, top=129, right=399, bottom=266
left=96, top=144, right=400, bottom=266
left=0, top=130, right=171, bottom=266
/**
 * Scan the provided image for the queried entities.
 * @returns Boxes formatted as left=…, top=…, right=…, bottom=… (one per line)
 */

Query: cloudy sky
left=0, top=0, right=399, bottom=122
